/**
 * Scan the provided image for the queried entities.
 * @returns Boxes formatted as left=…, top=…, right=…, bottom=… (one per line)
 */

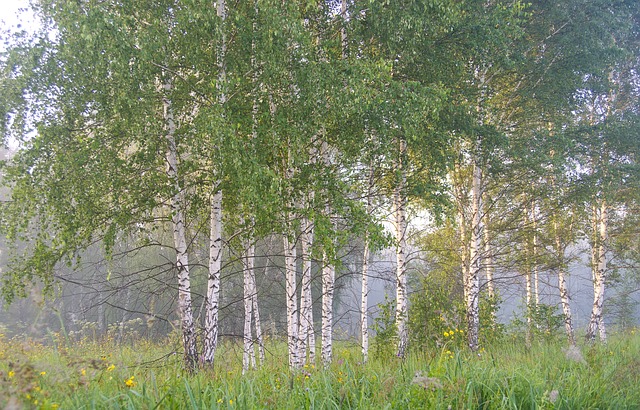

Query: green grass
left=1, top=330, right=639, bottom=409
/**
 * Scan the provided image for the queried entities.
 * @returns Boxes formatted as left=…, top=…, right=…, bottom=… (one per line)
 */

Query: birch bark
left=361, top=165, right=374, bottom=363
left=321, top=248, right=334, bottom=365
left=361, top=233, right=370, bottom=362
left=299, top=215, right=315, bottom=364
left=242, top=238, right=257, bottom=372
left=524, top=201, right=533, bottom=345
left=394, top=138, right=408, bottom=358
left=251, top=253, right=265, bottom=363
left=482, top=200, right=494, bottom=301
left=321, top=143, right=335, bottom=366
left=249, top=0, right=265, bottom=366
left=586, top=198, right=608, bottom=342
left=554, top=218, right=575, bottom=345
left=482, top=193, right=497, bottom=328
left=203, top=190, right=222, bottom=364
left=284, top=226, right=300, bottom=368
left=163, top=81, right=197, bottom=371
left=202, top=0, right=226, bottom=365
left=531, top=201, right=540, bottom=307
left=454, top=159, right=470, bottom=309
left=466, top=154, right=482, bottom=352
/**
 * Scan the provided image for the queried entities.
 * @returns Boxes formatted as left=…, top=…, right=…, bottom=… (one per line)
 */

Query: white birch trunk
left=248, top=0, right=265, bottom=366
left=361, top=165, right=374, bottom=363
left=321, top=249, right=334, bottom=366
left=481, top=196, right=496, bottom=328
left=554, top=219, right=575, bottom=345
left=203, top=190, right=222, bottom=364
left=394, top=138, right=409, bottom=358
left=482, top=204, right=494, bottom=301
left=284, top=228, right=301, bottom=368
left=299, top=216, right=315, bottom=364
left=244, top=225, right=264, bottom=363
left=242, top=238, right=257, bottom=373
left=455, top=160, right=470, bottom=308
left=597, top=199, right=608, bottom=342
left=202, top=0, right=227, bottom=366
left=361, top=232, right=370, bottom=363
left=340, top=0, right=348, bottom=60
left=466, top=155, right=482, bottom=352
left=532, top=202, right=540, bottom=307
left=163, top=82, right=197, bottom=371
left=525, top=266, right=532, bottom=345
left=586, top=199, right=608, bottom=342
left=524, top=203, right=533, bottom=345
left=249, top=243, right=265, bottom=363
left=319, top=141, right=335, bottom=366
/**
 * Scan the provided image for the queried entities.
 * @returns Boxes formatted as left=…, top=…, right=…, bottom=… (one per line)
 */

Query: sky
left=1, top=0, right=38, bottom=36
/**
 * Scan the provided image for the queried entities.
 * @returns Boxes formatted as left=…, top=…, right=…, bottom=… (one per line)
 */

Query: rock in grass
left=562, top=345, right=587, bottom=365
left=4, top=397, right=21, bottom=410
left=412, top=371, right=443, bottom=390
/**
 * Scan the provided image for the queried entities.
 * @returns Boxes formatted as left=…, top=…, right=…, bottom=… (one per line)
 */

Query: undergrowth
left=1, top=329, right=639, bottom=409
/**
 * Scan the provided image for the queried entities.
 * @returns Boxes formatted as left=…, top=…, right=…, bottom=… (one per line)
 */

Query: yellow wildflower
left=107, top=364, right=116, bottom=372
left=125, top=376, right=135, bottom=388
left=81, top=368, right=86, bottom=376
left=40, top=371, right=46, bottom=376
left=444, top=331, right=449, bottom=337
left=7, top=370, right=14, bottom=378
left=229, top=399, right=234, bottom=405
left=51, top=404, right=60, bottom=410
left=217, top=399, right=223, bottom=404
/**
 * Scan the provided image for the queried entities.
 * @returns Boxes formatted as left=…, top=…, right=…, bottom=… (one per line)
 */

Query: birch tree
left=241, top=229, right=262, bottom=371
left=201, top=0, right=227, bottom=367
left=299, top=211, right=315, bottom=364
left=0, top=0, right=211, bottom=370
left=360, top=164, right=376, bottom=362
left=544, top=156, right=578, bottom=346
left=162, top=79, right=198, bottom=370
left=393, top=137, right=409, bottom=358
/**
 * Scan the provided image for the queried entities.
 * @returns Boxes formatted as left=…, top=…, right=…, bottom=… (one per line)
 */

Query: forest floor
left=1, top=330, right=639, bottom=409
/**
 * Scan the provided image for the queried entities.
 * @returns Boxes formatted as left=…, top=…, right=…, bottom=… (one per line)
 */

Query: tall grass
left=1, top=330, right=639, bottom=409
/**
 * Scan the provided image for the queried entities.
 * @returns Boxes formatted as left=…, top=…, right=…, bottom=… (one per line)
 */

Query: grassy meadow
left=1, top=330, right=639, bottom=409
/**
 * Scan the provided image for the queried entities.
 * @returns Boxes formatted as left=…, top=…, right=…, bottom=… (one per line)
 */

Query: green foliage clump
left=370, top=295, right=398, bottom=361
left=408, top=269, right=466, bottom=351
left=407, top=269, right=503, bottom=351
left=509, top=303, right=566, bottom=343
